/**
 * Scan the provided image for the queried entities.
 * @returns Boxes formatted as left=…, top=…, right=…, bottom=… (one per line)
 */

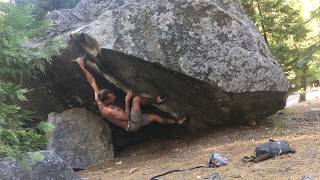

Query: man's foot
left=176, top=116, right=188, bottom=126
left=156, top=96, right=168, bottom=104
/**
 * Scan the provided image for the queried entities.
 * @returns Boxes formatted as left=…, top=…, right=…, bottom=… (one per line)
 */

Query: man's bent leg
left=132, top=96, right=142, bottom=111
left=145, top=114, right=187, bottom=125
left=127, top=97, right=151, bottom=132
left=139, top=94, right=167, bottom=105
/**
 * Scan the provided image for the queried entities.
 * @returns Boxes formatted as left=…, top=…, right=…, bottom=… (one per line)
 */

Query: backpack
left=243, top=140, right=296, bottom=163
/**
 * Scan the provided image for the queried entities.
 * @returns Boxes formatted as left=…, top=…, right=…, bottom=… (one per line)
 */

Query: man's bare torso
left=97, top=103, right=128, bottom=129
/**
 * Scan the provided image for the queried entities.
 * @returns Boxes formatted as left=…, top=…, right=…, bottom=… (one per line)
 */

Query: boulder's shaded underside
left=36, top=0, right=289, bottom=147
left=38, top=39, right=287, bottom=147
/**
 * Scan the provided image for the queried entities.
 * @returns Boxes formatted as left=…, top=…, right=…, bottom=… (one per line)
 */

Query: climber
left=75, top=57, right=187, bottom=132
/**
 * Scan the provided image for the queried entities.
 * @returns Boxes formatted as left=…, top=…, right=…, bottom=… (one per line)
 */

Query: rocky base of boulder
left=48, top=108, right=114, bottom=170
left=0, top=151, right=80, bottom=180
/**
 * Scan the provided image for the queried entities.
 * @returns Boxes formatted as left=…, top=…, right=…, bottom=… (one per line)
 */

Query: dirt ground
left=80, top=99, right=320, bottom=180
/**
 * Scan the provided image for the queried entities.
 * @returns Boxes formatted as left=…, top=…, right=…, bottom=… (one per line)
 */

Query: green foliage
left=274, top=117, right=286, bottom=131
left=0, top=82, right=54, bottom=160
left=308, top=61, right=320, bottom=82
left=310, top=7, right=320, bottom=24
left=0, top=82, right=32, bottom=127
left=0, top=1, right=64, bottom=160
left=27, top=151, right=45, bottom=162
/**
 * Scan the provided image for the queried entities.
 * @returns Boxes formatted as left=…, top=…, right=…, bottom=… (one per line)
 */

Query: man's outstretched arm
left=124, top=91, right=133, bottom=116
left=75, top=57, right=100, bottom=94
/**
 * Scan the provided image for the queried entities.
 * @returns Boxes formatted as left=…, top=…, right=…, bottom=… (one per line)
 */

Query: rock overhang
left=65, top=32, right=288, bottom=126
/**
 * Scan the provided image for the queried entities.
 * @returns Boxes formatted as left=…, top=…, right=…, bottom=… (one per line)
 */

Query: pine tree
left=240, top=0, right=320, bottom=101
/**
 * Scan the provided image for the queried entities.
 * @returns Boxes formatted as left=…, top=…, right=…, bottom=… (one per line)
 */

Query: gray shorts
left=126, top=109, right=151, bottom=132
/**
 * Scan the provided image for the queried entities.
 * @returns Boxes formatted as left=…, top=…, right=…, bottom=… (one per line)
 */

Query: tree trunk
left=299, top=65, right=308, bottom=102
left=256, top=0, right=270, bottom=46
left=52, top=0, right=60, bottom=10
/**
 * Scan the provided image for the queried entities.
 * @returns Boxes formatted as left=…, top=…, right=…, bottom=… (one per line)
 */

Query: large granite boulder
left=48, top=108, right=114, bottom=169
left=70, top=0, right=288, bottom=93
left=0, top=151, right=80, bottom=180
left=40, top=0, right=288, bottom=137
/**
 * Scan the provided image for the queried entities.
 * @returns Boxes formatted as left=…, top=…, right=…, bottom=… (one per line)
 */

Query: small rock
left=92, top=175, right=101, bottom=180
left=116, top=161, right=122, bottom=165
left=208, top=172, right=222, bottom=180
left=231, top=174, right=242, bottom=178
left=305, top=110, right=320, bottom=121
left=113, top=170, right=120, bottom=175
left=104, top=168, right=112, bottom=173
left=302, top=176, right=313, bottom=180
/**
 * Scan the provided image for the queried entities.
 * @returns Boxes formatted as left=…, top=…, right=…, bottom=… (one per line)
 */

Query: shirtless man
left=75, top=57, right=186, bottom=132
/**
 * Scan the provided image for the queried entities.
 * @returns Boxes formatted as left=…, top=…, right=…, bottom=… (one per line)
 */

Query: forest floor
left=80, top=99, right=320, bottom=180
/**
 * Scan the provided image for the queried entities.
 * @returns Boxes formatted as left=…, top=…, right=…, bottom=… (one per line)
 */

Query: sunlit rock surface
left=49, top=0, right=288, bottom=93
